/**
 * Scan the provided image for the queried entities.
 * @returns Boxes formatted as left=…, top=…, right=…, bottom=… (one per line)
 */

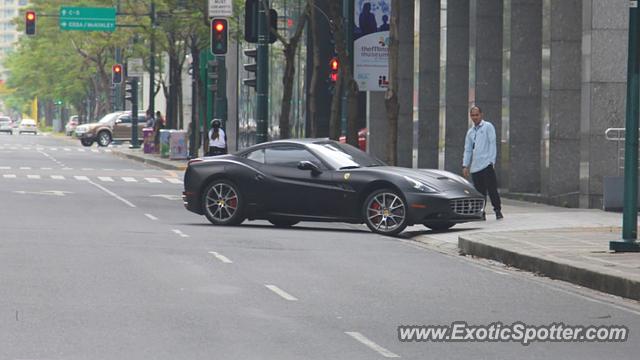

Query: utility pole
left=256, top=0, right=269, bottom=143
left=611, top=0, right=640, bottom=252
left=340, top=0, right=353, bottom=136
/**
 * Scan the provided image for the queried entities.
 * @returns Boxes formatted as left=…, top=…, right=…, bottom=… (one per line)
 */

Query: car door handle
left=254, top=174, right=265, bottom=181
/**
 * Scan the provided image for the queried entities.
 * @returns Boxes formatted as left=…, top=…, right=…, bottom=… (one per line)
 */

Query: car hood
left=362, top=166, right=476, bottom=192
left=78, top=122, right=106, bottom=130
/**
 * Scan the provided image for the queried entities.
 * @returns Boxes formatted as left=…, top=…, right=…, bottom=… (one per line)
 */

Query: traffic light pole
left=149, top=2, right=156, bottom=115
left=129, top=79, right=140, bottom=149
left=256, top=0, right=269, bottom=143
left=611, top=1, right=640, bottom=252
left=340, top=0, right=353, bottom=136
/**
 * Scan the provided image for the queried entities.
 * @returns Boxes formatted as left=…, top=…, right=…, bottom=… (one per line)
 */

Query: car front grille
left=450, top=198, right=485, bottom=215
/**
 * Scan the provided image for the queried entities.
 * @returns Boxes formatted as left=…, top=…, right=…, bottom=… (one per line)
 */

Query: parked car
left=65, top=115, right=80, bottom=136
left=0, top=116, right=12, bottom=135
left=182, top=139, right=485, bottom=236
left=18, top=119, right=37, bottom=135
left=75, top=111, right=146, bottom=147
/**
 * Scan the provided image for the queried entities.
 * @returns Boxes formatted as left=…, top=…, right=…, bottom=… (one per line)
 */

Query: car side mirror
left=297, top=160, right=321, bottom=174
left=115, top=119, right=122, bottom=124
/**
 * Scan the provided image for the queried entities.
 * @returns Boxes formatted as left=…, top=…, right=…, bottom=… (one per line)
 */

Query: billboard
left=354, top=0, right=390, bottom=92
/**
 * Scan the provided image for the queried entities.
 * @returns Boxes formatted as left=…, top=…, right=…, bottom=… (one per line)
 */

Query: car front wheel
left=97, top=131, right=111, bottom=147
left=363, top=189, right=408, bottom=236
left=202, top=180, right=244, bottom=226
left=80, top=139, right=93, bottom=147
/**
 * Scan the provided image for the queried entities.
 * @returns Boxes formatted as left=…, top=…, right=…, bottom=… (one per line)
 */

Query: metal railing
left=604, top=127, right=640, bottom=176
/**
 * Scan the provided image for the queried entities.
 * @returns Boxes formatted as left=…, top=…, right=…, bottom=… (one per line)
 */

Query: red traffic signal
left=25, top=10, right=36, bottom=35
left=112, top=64, right=123, bottom=84
left=329, top=57, right=339, bottom=83
left=211, top=18, right=228, bottom=55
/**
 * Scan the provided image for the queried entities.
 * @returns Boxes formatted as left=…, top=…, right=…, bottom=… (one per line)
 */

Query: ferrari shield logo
left=464, top=190, right=470, bottom=194
left=344, top=173, right=351, bottom=180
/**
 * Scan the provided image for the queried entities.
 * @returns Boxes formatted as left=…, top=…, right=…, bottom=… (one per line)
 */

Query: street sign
left=60, top=7, right=116, bottom=32
left=209, top=0, right=233, bottom=17
left=128, top=58, right=144, bottom=77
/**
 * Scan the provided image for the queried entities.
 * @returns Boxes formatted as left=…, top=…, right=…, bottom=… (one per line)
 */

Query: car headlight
left=404, top=176, right=439, bottom=193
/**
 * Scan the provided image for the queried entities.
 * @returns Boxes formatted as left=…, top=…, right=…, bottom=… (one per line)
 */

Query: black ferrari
left=182, top=139, right=485, bottom=235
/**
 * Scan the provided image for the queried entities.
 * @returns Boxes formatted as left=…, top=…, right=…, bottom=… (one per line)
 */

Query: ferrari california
left=182, top=139, right=485, bottom=235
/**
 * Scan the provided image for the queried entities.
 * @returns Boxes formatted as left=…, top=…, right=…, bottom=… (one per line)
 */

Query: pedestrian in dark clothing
left=153, top=111, right=165, bottom=150
left=462, top=106, right=503, bottom=220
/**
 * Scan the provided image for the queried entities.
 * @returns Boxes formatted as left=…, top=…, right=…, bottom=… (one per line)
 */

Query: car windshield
left=308, top=142, right=386, bottom=169
left=98, top=113, right=121, bottom=124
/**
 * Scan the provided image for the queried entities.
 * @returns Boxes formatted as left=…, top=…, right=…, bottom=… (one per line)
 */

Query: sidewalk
left=458, top=227, right=640, bottom=301
left=109, top=145, right=188, bottom=171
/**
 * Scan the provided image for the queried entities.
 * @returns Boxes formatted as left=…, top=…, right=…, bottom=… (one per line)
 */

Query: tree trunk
left=279, top=45, right=296, bottom=139
left=308, top=0, right=320, bottom=138
left=385, top=0, right=400, bottom=166
left=328, top=1, right=344, bottom=140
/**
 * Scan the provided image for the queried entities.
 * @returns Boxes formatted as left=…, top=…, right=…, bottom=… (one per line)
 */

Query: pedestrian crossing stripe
left=0, top=174, right=182, bottom=185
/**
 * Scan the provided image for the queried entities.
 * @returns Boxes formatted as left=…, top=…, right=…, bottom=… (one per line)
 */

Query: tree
left=263, top=0, right=309, bottom=139
left=384, top=0, right=399, bottom=165
left=307, top=0, right=321, bottom=138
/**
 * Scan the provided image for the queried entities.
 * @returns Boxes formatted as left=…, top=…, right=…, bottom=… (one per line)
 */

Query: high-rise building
left=0, top=0, right=29, bottom=81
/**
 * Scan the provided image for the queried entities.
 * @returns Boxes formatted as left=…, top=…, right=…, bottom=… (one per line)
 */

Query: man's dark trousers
left=471, top=164, right=501, bottom=212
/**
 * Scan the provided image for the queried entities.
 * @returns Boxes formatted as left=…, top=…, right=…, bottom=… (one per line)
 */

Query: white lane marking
left=104, top=149, right=112, bottom=153
left=27, top=175, right=41, bottom=179
left=19, top=167, right=31, bottom=170
left=144, top=213, right=158, bottom=221
left=145, top=177, right=162, bottom=183
left=74, top=175, right=89, bottom=181
left=86, top=179, right=136, bottom=208
left=82, top=168, right=94, bottom=171
left=264, top=285, right=298, bottom=301
left=77, top=148, right=85, bottom=152
left=122, top=177, right=137, bottom=182
left=50, top=147, right=57, bottom=151
left=0, top=166, right=10, bottom=169
left=345, top=332, right=400, bottom=358
left=3, top=174, right=16, bottom=179
left=103, top=168, right=114, bottom=171
left=91, top=149, right=99, bottom=153
left=51, top=175, right=65, bottom=180
left=165, top=177, right=183, bottom=184
left=172, top=229, right=189, bottom=238
left=41, top=167, right=52, bottom=170
left=98, top=176, right=114, bottom=182
left=208, top=251, right=233, bottom=264
left=62, top=167, right=73, bottom=170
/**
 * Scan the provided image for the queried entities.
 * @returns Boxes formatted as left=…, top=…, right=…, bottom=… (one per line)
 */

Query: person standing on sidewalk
left=462, top=105, right=503, bottom=220
left=207, top=119, right=227, bottom=156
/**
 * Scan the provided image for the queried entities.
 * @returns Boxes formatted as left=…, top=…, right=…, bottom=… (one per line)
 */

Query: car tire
left=268, top=219, right=299, bottom=228
left=97, top=131, right=111, bottom=147
left=363, top=188, right=408, bottom=236
left=81, top=139, right=93, bottom=147
left=424, top=222, right=455, bottom=232
left=202, top=179, right=244, bottom=226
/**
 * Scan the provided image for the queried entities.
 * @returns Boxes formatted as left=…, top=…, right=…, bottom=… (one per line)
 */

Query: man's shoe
left=496, top=211, right=504, bottom=220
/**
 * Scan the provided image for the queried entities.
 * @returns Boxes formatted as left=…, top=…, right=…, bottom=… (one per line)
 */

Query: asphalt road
left=1, top=133, right=639, bottom=359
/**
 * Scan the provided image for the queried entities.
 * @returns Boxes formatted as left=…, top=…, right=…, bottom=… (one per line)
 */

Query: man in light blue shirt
left=462, top=106, right=503, bottom=219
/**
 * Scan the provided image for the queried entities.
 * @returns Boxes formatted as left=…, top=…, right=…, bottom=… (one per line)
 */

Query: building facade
left=0, top=0, right=29, bottom=81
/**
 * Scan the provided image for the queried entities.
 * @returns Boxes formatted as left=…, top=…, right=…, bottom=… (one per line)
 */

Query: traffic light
left=244, top=0, right=278, bottom=44
left=125, top=78, right=140, bottom=148
left=243, top=48, right=257, bottom=88
left=329, top=57, right=339, bottom=83
left=112, top=64, right=123, bottom=84
left=25, top=10, right=36, bottom=35
left=207, top=60, right=219, bottom=92
left=211, top=18, right=228, bottom=55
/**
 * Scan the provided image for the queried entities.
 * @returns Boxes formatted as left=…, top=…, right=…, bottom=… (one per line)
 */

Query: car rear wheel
left=97, top=131, right=111, bottom=147
left=80, top=139, right=93, bottom=147
left=268, top=219, right=299, bottom=228
left=363, top=189, right=408, bottom=236
left=424, top=222, right=455, bottom=232
left=202, top=180, right=244, bottom=226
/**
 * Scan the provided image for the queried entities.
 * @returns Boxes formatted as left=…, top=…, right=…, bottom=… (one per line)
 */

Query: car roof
left=238, top=138, right=336, bottom=154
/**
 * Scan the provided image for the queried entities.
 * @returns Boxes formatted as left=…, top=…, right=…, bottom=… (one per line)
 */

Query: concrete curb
left=110, top=149, right=187, bottom=171
left=458, top=235, right=640, bottom=301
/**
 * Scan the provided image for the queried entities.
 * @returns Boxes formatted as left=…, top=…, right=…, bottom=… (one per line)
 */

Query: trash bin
left=159, top=129, right=171, bottom=158
left=143, top=128, right=155, bottom=154
left=169, top=130, right=188, bottom=160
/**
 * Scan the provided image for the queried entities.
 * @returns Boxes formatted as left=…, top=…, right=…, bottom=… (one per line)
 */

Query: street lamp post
left=255, top=0, right=269, bottom=143
left=611, top=0, right=640, bottom=252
